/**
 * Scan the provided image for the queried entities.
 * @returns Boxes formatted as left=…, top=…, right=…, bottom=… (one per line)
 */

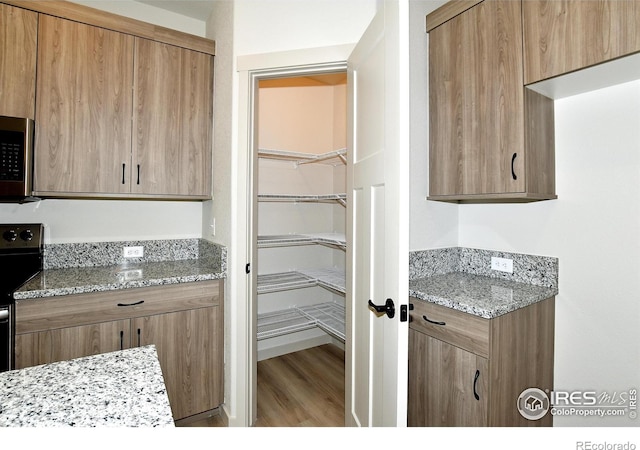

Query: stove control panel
left=0, top=224, right=43, bottom=250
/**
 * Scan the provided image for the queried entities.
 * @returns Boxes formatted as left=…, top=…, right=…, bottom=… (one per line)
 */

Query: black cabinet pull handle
left=137, top=328, right=141, bottom=347
left=473, top=369, right=480, bottom=401
left=120, top=330, right=124, bottom=350
left=137, top=164, right=141, bottom=185
left=422, top=314, right=446, bottom=326
left=511, top=153, right=518, bottom=180
left=368, top=299, right=395, bottom=319
left=122, top=163, right=126, bottom=184
left=117, top=300, right=144, bottom=307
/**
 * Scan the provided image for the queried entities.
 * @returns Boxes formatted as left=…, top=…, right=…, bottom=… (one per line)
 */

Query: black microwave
left=0, top=116, right=36, bottom=202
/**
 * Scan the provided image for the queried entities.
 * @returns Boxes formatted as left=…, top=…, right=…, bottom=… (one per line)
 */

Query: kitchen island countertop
left=0, top=345, right=174, bottom=427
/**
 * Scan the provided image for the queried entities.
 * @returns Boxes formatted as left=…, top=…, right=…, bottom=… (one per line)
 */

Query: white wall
left=0, top=1, right=207, bottom=244
left=71, top=0, right=206, bottom=36
left=458, top=80, right=640, bottom=426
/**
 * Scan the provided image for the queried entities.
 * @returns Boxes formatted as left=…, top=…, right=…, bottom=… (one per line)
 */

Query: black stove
left=0, top=223, right=43, bottom=372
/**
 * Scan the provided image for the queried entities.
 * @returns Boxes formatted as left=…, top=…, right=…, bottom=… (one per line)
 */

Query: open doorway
left=250, top=69, right=348, bottom=426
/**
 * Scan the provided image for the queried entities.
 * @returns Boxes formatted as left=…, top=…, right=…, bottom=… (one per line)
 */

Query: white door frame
left=236, top=45, right=355, bottom=426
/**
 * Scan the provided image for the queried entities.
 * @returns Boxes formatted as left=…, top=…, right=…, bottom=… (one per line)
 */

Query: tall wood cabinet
left=427, top=0, right=556, bottom=202
left=0, top=3, right=37, bottom=119
left=408, top=297, right=555, bottom=427
left=15, top=280, right=224, bottom=421
left=132, top=38, right=213, bottom=198
left=34, top=15, right=134, bottom=195
left=523, top=0, right=640, bottom=85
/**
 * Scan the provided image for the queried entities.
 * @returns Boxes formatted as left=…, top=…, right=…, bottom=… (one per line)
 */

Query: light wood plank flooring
left=179, top=344, right=345, bottom=427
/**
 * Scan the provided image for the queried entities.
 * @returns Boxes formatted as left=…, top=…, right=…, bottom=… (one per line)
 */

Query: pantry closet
left=254, top=73, right=347, bottom=380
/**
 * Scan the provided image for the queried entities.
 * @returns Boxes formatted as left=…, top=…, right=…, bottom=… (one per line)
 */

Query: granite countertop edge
left=409, top=273, right=558, bottom=319
left=14, top=259, right=226, bottom=301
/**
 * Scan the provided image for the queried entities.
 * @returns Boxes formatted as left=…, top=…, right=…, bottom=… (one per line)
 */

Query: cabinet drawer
left=16, top=280, right=222, bottom=334
left=409, top=298, right=490, bottom=358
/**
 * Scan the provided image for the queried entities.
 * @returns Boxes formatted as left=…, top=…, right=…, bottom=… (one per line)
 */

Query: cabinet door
left=429, top=0, right=526, bottom=197
left=15, top=320, right=131, bottom=369
left=133, top=306, right=221, bottom=420
left=132, top=38, right=213, bottom=198
left=34, top=15, right=134, bottom=195
left=523, top=0, right=640, bottom=84
left=0, top=4, right=37, bottom=119
left=408, top=330, right=488, bottom=427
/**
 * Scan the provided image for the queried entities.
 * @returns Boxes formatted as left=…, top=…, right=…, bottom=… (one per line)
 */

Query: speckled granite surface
left=14, top=239, right=226, bottom=300
left=409, top=247, right=558, bottom=318
left=0, top=345, right=174, bottom=427
left=44, top=238, right=225, bottom=270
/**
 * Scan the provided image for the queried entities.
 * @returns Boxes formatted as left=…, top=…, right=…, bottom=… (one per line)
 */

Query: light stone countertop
left=0, top=345, right=174, bottom=427
left=409, top=272, right=558, bottom=319
left=13, top=258, right=224, bottom=300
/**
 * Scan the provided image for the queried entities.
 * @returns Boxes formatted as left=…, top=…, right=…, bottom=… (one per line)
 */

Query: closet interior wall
left=257, top=75, right=347, bottom=361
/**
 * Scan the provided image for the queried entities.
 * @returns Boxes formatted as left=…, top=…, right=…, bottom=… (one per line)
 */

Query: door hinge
left=245, top=263, right=251, bottom=274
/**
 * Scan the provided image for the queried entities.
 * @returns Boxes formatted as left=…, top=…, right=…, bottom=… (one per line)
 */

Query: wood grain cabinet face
left=523, top=0, right=640, bottom=85
left=409, top=329, right=488, bottom=427
left=427, top=0, right=556, bottom=202
left=132, top=38, right=213, bottom=198
left=408, top=297, right=555, bottom=427
left=26, top=8, right=213, bottom=200
left=14, top=280, right=224, bottom=421
left=0, top=4, right=37, bottom=119
left=34, top=15, right=134, bottom=196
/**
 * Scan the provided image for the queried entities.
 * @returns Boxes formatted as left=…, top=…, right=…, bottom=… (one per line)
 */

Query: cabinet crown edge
left=2, top=0, right=215, bottom=55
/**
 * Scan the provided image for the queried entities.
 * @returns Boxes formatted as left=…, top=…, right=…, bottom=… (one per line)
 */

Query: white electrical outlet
left=491, top=256, right=513, bottom=273
left=210, top=218, right=216, bottom=236
left=123, top=246, right=144, bottom=258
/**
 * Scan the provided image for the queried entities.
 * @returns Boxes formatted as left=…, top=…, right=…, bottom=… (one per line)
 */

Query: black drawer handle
left=422, top=314, right=446, bottom=326
left=511, top=153, right=518, bottom=180
left=117, top=300, right=144, bottom=307
left=473, top=369, right=480, bottom=401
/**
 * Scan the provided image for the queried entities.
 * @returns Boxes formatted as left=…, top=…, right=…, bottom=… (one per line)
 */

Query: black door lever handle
left=368, top=298, right=395, bottom=319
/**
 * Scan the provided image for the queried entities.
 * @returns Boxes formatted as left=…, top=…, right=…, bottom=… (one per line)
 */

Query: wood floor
left=178, top=344, right=345, bottom=427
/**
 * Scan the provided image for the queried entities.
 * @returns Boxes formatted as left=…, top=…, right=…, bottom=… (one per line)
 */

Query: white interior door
left=346, top=0, right=410, bottom=427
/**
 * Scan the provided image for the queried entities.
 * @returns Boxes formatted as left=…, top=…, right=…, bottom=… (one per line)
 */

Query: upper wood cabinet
left=34, top=15, right=134, bottom=195
left=427, top=0, right=556, bottom=202
left=132, top=38, right=213, bottom=198
left=0, top=3, right=37, bottom=119
left=523, top=0, right=640, bottom=85
left=2, top=0, right=215, bottom=200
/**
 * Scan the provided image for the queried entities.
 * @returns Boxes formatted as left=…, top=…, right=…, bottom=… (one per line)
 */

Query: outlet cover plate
left=491, top=256, right=513, bottom=273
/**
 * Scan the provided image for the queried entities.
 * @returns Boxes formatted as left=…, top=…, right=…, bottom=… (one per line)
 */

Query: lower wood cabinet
left=408, top=297, right=554, bottom=427
left=15, top=280, right=223, bottom=421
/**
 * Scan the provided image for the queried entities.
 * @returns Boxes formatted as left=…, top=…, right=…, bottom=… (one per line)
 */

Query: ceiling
left=135, top=0, right=215, bottom=20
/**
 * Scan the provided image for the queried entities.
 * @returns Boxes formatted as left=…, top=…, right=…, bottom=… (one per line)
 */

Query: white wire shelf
left=258, top=148, right=347, bottom=166
left=257, top=268, right=345, bottom=295
left=257, top=233, right=346, bottom=250
left=257, top=301, right=345, bottom=342
left=258, top=193, right=346, bottom=206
